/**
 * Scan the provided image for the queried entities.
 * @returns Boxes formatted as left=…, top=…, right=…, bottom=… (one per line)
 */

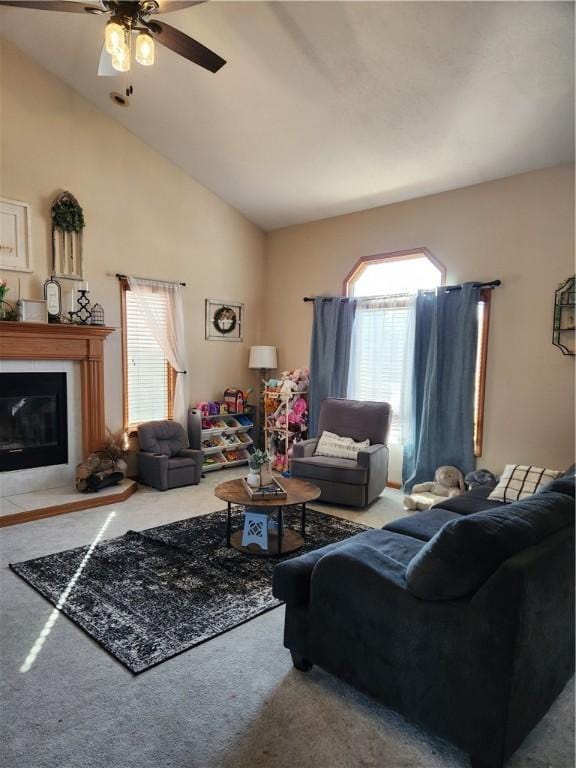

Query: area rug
left=10, top=508, right=366, bottom=674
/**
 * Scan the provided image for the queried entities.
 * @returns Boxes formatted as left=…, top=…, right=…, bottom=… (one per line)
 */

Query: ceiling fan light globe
left=135, top=32, right=155, bottom=67
left=105, top=21, right=124, bottom=56
left=111, top=42, right=130, bottom=73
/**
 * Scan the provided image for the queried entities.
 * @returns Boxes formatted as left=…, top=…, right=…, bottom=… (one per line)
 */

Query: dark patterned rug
left=10, top=508, right=366, bottom=674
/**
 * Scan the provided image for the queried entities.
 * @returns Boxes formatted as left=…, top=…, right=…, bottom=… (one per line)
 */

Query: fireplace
left=0, top=373, right=68, bottom=472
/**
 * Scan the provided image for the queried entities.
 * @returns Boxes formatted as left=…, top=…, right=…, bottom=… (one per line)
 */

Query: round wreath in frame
left=213, top=305, right=237, bottom=335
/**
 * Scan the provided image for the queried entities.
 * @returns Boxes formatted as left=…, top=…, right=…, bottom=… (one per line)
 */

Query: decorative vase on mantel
left=0, top=301, right=12, bottom=321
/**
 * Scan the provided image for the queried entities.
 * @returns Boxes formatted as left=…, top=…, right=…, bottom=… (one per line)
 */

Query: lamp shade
left=249, top=346, right=277, bottom=370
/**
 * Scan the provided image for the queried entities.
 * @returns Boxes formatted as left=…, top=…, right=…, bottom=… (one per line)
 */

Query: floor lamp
left=249, top=346, right=278, bottom=450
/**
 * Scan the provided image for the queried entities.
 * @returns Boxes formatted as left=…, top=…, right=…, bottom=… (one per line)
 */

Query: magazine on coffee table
left=242, top=477, right=288, bottom=500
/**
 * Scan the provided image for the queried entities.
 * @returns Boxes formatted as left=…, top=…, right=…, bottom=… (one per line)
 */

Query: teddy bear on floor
left=403, top=465, right=465, bottom=511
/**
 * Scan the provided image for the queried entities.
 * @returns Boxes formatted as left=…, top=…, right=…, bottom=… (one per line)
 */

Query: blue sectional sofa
left=272, top=470, right=575, bottom=768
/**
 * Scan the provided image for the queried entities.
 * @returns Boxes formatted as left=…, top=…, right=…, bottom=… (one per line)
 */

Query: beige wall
left=2, top=39, right=573, bottom=480
left=265, top=165, right=575, bottom=478
left=0, top=40, right=266, bottom=431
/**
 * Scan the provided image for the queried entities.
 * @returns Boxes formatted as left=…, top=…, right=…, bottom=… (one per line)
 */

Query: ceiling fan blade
left=97, top=43, right=117, bottom=76
left=145, top=19, right=225, bottom=73
left=149, top=1, right=206, bottom=14
left=0, top=1, right=103, bottom=13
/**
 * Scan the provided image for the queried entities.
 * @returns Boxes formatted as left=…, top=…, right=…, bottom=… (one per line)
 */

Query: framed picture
left=0, top=197, right=33, bottom=273
left=18, top=299, right=48, bottom=323
left=205, top=299, right=243, bottom=342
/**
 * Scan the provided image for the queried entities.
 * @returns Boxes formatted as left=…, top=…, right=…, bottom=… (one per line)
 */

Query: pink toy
left=291, top=397, right=307, bottom=421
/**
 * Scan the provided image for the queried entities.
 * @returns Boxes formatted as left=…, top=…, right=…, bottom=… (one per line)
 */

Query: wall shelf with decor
left=553, top=276, right=575, bottom=356
left=188, top=408, right=255, bottom=473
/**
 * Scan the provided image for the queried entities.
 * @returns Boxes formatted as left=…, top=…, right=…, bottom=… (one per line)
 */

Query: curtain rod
left=115, top=273, right=186, bottom=287
left=303, top=280, right=501, bottom=302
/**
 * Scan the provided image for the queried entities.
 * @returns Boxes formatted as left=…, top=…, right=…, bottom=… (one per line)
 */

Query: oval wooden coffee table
left=214, top=477, right=321, bottom=557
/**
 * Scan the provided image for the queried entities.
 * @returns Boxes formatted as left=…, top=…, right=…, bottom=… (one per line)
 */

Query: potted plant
left=0, top=279, right=15, bottom=321
left=247, top=448, right=273, bottom=488
left=103, top=427, right=128, bottom=477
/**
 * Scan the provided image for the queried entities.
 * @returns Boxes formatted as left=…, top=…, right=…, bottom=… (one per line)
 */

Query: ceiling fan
left=0, top=1, right=226, bottom=78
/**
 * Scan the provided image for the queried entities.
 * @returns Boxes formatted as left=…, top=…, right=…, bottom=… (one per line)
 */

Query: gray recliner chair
left=291, top=398, right=391, bottom=508
left=137, top=420, right=202, bottom=491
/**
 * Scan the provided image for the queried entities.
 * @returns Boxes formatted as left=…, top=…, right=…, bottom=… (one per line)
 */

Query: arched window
left=345, top=249, right=444, bottom=297
left=344, top=249, right=489, bottom=456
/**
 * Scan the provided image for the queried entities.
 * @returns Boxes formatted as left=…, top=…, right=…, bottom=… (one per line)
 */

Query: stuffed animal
left=403, top=465, right=465, bottom=511
left=465, top=468, right=498, bottom=490
left=279, top=378, right=298, bottom=395
left=275, top=396, right=308, bottom=430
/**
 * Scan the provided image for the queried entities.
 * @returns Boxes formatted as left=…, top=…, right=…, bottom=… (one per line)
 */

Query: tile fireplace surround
left=0, top=321, right=115, bottom=456
left=0, top=322, right=135, bottom=526
left=0, top=361, right=81, bottom=495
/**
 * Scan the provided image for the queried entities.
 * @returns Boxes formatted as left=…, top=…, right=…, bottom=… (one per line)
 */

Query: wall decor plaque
left=0, top=197, right=32, bottom=273
left=205, top=299, right=243, bottom=342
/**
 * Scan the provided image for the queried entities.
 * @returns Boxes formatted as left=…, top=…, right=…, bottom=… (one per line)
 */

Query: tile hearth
left=0, top=479, right=137, bottom=526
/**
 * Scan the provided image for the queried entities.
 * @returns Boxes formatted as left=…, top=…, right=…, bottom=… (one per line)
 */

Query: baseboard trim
left=387, top=481, right=402, bottom=489
left=0, top=480, right=137, bottom=528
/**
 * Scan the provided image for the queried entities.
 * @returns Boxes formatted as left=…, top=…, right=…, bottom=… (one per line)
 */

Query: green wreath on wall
left=213, top=305, right=237, bottom=335
left=52, top=194, right=85, bottom=233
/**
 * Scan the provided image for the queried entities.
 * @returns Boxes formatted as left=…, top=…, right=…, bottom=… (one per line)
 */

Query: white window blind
left=348, top=297, right=411, bottom=443
left=125, top=289, right=170, bottom=425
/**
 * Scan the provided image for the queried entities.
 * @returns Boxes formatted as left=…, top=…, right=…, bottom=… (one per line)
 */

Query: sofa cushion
left=273, top=529, right=424, bottom=606
left=291, top=455, right=368, bottom=485
left=406, top=490, right=575, bottom=601
left=538, top=472, right=575, bottom=498
left=167, top=456, right=197, bottom=470
left=434, top=487, right=505, bottom=516
left=138, top=420, right=188, bottom=457
left=384, top=508, right=462, bottom=541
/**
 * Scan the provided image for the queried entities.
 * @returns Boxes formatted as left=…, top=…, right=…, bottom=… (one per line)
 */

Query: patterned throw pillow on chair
left=315, top=430, right=369, bottom=461
left=488, top=464, right=561, bottom=503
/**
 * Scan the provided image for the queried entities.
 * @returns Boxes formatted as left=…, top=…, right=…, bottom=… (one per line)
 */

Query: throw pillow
left=488, top=464, right=561, bottom=503
left=315, top=430, right=369, bottom=460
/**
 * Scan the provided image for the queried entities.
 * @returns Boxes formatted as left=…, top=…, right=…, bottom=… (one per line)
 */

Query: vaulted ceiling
left=1, top=1, right=574, bottom=230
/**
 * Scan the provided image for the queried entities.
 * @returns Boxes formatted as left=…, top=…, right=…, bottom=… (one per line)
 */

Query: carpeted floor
left=10, top=508, right=366, bottom=673
left=1, top=470, right=574, bottom=768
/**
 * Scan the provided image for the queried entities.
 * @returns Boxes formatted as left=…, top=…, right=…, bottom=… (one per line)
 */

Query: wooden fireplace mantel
left=0, top=321, right=115, bottom=457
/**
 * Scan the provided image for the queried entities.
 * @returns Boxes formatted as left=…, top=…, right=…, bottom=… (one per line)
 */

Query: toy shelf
left=263, top=388, right=308, bottom=473
left=188, top=407, right=255, bottom=474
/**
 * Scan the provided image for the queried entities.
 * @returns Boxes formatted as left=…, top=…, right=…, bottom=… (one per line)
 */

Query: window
left=121, top=283, right=174, bottom=428
left=348, top=296, right=414, bottom=443
left=346, top=251, right=443, bottom=444
left=345, top=249, right=491, bottom=455
left=347, top=253, right=444, bottom=297
left=473, top=290, right=491, bottom=456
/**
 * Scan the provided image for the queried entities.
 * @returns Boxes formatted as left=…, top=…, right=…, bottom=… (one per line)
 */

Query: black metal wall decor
left=69, top=289, right=92, bottom=325
left=552, top=276, right=575, bottom=356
